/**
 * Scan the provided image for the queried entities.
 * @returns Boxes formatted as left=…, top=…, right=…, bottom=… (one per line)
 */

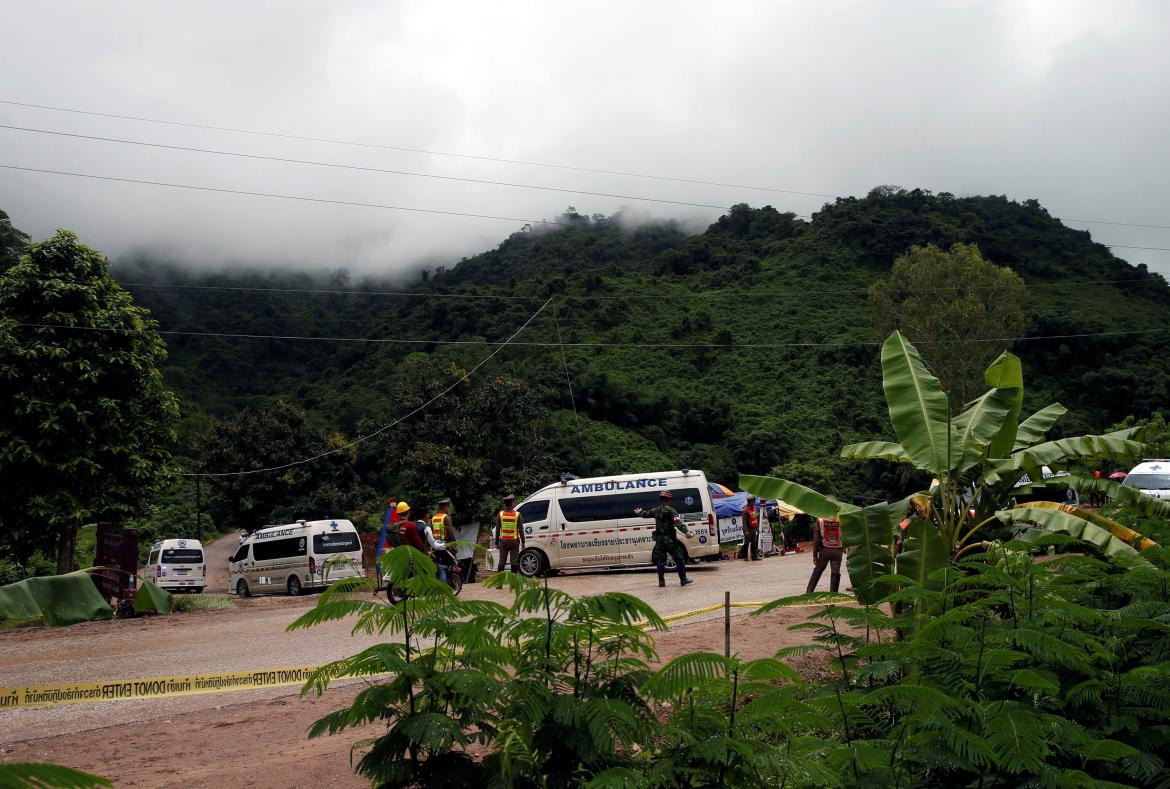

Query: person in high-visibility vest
left=805, top=517, right=844, bottom=593
left=432, top=499, right=452, bottom=542
left=496, top=494, right=526, bottom=573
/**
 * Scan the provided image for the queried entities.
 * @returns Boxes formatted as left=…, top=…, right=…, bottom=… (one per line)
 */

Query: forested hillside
left=76, top=188, right=1170, bottom=527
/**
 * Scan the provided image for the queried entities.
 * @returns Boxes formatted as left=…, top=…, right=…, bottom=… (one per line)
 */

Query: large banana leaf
left=952, top=385, right=1018, bottom=473
left=881, top=331, right=956, bottom=476
left=738, top=474, right=856, bottom=519
left=1009, top=428, right=1145, bottom=471
left=982, top=351, right=1023, bottom=458
left=1012, top=403, right=1068, bottom=451
left=895, top=518, right=950, bottom=590
left=1062, top=474, right=1170, bottom=521
left=839, top=500, right=900, bottom=604
left=1023, top=501, right=1157, bottom=550
left=840, top=441, right=911, bottom=464
left=998, top=505, right=1142, bottom=557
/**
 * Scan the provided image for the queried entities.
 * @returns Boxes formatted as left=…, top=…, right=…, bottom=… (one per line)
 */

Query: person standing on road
left=741, top=497, right=762, bottom=561
left=806, top=517, right=844, bottom=593
left=635, top=490, right=693, bottom=588
left=496, top=494, right=525, bottom=573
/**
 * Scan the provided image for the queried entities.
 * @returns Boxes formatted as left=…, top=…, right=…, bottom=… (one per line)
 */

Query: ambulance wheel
left=287, top=576, right=302, bottom=596
left=193, top=587, right=204, bottom=595
left=664, top=549, right=689, bottom=571
left=517, top=548, right=547, bottom=578
left=236, top=579, right=251, bottom=598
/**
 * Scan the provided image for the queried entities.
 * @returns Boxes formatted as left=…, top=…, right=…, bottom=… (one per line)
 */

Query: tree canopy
left=0, top=231, right=178, bottom=572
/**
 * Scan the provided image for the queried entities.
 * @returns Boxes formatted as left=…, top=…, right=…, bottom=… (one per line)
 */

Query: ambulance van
left=513, top=470, right=719, bottom=577
left=228, top=519, right=365, bottom=597
left=1124, top=460, right=1170, bottom=501
left=142, top=538, right=206, bottom=593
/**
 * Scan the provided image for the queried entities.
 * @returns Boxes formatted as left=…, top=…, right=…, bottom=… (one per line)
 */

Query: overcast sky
left=1, top=0, right=1168, bottom=276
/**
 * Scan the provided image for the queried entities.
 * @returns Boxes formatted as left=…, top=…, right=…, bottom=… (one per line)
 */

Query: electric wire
left=0, top=164, right=563, bottom=226
left=0, top=124, right=733, bottom=212
left=7, top=163, right=1168, bottom=254
left=13, top=321, right=1168, bottom=348
left=4, top=99, right=1168, bottom=231
left=174, top=296, right=554, bottom=477
left=0, top=98, right=836, bottom=198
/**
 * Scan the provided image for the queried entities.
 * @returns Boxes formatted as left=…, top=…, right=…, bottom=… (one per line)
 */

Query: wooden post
left=724, top=590, right=731, bottom=658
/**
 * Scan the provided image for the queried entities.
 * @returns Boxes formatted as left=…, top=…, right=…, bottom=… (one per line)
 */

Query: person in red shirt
left=397, top=503, right=427, bottom=552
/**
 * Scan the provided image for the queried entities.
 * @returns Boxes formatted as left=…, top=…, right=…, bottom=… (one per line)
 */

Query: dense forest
left=11, top=188, right=1170, bottom=537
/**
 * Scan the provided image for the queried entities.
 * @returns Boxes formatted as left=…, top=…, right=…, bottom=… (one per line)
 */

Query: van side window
left=231, top=545, right=250, bottom=563
left=148, top=550, right=159, bottom=565
left=252, top=537, right=307, bottom=561
left=517, top=500, right=549, bottom=523
left=558, top=488, right=704, bottom=523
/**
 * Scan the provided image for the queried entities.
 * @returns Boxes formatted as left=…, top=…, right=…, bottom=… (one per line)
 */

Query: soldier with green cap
left=635, top=490, right=693, bottom=588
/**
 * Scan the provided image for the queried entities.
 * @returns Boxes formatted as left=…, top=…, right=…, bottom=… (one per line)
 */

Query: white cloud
left=1, top=0, right=1167, bottom=274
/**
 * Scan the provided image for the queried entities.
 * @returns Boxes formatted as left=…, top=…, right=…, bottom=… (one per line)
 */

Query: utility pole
left=195, top=476, right=204, bottom=541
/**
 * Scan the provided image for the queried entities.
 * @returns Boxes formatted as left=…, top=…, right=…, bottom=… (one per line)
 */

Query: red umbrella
left=1109, top=471, right=1128, bottom=481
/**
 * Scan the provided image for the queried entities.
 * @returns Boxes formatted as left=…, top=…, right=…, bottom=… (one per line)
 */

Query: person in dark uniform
left=806, top=517, right=844, bottom=593
left=635, top=490, right=693, bottom=588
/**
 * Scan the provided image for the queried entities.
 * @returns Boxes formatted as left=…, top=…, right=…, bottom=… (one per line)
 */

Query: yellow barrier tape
left=4, top=602, right=836, bottom=709
left=1, top=665, right=321, bottom=710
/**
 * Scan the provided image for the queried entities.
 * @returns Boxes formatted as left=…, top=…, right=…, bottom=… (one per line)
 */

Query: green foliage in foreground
left=294, top=543, right=1170, bottom=787
left=744, top=331, right=1167, bottom=604
left=0, top=762, right=111, bottom=788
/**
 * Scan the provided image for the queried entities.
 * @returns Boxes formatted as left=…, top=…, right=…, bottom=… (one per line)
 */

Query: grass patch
left=171, top=595, right=235, bottom=614
left=0, top=617, right=43, bottom=630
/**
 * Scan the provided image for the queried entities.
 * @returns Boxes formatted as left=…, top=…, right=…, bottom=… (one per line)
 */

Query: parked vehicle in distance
left=1123, top=459, right=1170, bottom=501
left=142, top=539, right=206, bottom=594
left=228, top=519, right=365, bottom=597
left=512, top=469, right=719, bottom=577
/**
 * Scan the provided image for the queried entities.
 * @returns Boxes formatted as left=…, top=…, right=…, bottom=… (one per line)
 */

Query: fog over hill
left=1, top=1, right=1168, bottom=275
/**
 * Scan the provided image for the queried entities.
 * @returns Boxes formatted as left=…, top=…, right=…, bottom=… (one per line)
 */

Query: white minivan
left=513, top=469, right=719, bottom=577
left=142, top=539, right=206, bottom=594
left=1124, top=460, right=1170, bottom=501
left=228, top=519, right=365, bottom=597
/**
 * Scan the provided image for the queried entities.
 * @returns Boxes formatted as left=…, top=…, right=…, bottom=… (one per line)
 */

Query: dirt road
left=0, top=551, right=847, bottom=784
left=0, top=604, right=835, bottom=787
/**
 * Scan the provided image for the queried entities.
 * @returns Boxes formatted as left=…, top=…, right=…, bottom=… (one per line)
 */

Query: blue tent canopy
left=714, top=492, right=780, bottom=519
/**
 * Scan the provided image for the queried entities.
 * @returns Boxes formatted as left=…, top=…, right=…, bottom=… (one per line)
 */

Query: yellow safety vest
left=431, top=513, right=447, bottom=540
left=499, top=511, right=520, bottom=540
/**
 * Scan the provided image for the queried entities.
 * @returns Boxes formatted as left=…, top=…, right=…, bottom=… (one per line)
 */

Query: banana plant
left=742, top=331, right=1166, bottom=603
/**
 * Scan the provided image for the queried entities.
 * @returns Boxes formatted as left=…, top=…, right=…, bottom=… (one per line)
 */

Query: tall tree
left=870, top=242, right=1028, bottom=406
left=195, top=400, right=367, bottom=531
left=0, top=231, right=178, bottom=572
left=0, top=209, right=30, bottom=273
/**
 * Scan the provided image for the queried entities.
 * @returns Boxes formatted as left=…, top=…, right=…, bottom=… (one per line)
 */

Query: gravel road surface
left=1, top=548, right=846, bottom=748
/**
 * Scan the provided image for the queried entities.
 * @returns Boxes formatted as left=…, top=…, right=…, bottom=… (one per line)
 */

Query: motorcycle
left=385, top=541, right=463, bottom=603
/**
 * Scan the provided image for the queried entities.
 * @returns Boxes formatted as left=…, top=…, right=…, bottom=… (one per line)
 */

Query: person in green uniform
left=635, top=490, right=693, bottom=588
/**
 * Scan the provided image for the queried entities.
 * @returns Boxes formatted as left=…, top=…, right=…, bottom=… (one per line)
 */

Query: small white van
left=228, top=519, right=365, bottom=597
left=1124, top=460, right=1170, bottom=501
left=142, top=539, right=206, bottom=594
left=513, top=470, right=719, bottom=577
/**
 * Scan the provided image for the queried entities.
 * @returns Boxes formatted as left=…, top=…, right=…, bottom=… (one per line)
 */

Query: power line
left=13, top=321, right=1168, bottom=348
left=5, top=99, right=1169, bottom=233
left=1064, top=218, right=1170, bottom=231
left=0, top=98, right=836, bottom=199
left=0, top=164, right=561, bottom=226
left=1101, top=244, right=1170, bottom=252
left=178, top=297, right=554, bottom=477
left=0, top=124, right=732, bottom=212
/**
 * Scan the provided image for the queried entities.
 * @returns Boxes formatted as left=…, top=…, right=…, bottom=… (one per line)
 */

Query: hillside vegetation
left=104, top=187, right=1170, bottom=526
